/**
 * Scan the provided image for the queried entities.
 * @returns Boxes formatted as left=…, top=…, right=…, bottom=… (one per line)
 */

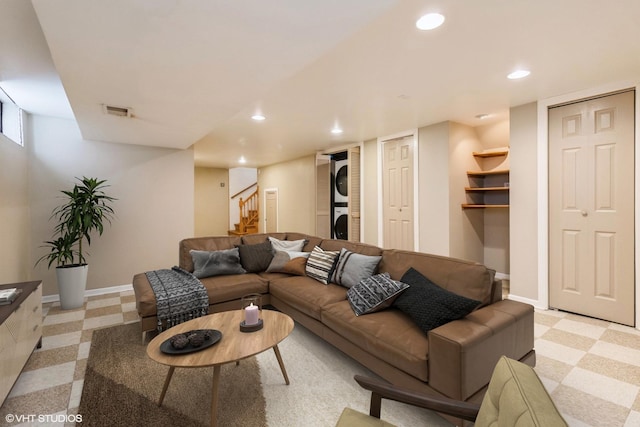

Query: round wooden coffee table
left=147, top=309, right=294, bottom=426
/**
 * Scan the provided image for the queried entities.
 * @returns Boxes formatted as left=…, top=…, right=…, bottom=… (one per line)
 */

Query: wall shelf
left=461, top=204, right=509, bottom=209
left=463, top=149, right=509, bottom=209
left=464, top=186, right=509, bottom=192
left=466, top=169, right=509, bottom=177
left=471, top=149, right=509, bottom=158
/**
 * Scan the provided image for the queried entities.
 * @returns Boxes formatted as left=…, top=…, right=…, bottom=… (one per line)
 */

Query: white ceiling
left=2, top=0, right=640, bottom=168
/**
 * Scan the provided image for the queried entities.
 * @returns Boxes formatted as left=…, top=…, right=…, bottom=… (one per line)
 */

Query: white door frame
left=536, top=81, right=640, bottom=328
left=377, top=129, right=419, bottom=251
left=263, top=187, right=278, bottom=233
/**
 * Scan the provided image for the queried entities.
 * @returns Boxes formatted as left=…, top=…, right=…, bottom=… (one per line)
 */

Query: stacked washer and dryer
left=332, top=152, right=348, bottom=240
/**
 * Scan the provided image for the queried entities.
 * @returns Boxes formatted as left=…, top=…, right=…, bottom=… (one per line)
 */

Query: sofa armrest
left=427, top=300, right=534, bottom=400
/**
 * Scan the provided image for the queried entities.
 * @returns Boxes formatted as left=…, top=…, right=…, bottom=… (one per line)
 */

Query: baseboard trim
left=494, top=272, right=510, bottom=281
left=506, top=293, right=547, bottom=310
left=42, top=284, right=134, bottom=304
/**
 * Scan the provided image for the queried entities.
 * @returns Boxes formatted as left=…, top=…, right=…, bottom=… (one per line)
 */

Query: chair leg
left=369, top=392, right=382, bottom=418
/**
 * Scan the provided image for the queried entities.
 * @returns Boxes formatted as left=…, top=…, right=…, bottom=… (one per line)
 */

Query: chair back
left=476, top=356, right=568, bottom=427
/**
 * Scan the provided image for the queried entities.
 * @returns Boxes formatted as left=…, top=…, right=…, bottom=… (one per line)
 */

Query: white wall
left=509, top=102, right=539, bottom=302
left=194, top=167, right=229, bottom=237
left=418, top=122, right=450, bottom=256
left=448, top=122, right=485, bottom=263
left=0, top=125, right=30, bottom=283
left=257, top=155, right=316, bottom=234
left=28, top=115, right=194, bottom=297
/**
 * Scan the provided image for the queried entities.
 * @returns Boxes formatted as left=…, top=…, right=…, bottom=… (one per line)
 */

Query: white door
left=265, top=189, right=278, bottom=233
left=549, top=90, right=635, bottom=326
left=382, top=136, right=414, bottom=250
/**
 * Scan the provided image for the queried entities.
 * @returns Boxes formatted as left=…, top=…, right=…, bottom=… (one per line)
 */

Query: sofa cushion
left=379, top=249, right=495, bottom=306
left=269, top=275, right=347, bottom=320
left=393, top=268, right=481, bottom=334
left=347, top=273, right=409, bottom=316
left=331, top=248, right=381, bottom=288
left=238, top=240, right=274, bottom=273
left=306, top=246, right=340, bottom=284
left=284, top=232, right=323, bottom=252
left=266, top=250, right=310, bottom=275
left=268, top=236, right=306, bottom=253
left=242, top=233, right=287, bottom=245
left=322, top=300, right=429, bottom=382
left=199, top=273, right=268, bottom=305
left=190, top=248, right=247, bottom=279
left=320, top=239, right=383, bottom=256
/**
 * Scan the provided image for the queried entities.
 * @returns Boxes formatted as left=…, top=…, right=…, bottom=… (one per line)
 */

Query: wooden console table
left=0, top=281, right=43, bottom=405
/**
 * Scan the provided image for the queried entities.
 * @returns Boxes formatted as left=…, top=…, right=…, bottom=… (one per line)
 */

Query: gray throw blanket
left=145, top=266, right=209, bottom=331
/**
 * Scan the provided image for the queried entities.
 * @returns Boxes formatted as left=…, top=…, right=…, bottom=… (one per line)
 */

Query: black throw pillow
left=237, top=240, right=274, bottom=273
left=393, top=267, right=481, bottom=334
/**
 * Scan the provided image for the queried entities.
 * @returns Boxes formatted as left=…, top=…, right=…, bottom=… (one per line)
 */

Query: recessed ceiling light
left=475, top=114, right=490, bottom=120
left=331, top=127, right=343, bottom=135
left=507, top=69, right=530, bottom=80
left=416, top=13, right=445, bottom=30
left=251, top=114, right=266, bottom=121
left=239, top=156, right=247, bottom=164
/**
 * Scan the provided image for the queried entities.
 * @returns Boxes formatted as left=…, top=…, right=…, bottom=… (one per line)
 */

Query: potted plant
left=37, top=177, right=116, bottom=309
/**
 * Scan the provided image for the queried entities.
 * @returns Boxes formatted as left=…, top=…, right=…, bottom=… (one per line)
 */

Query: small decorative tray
left=160, top=329, right=222, bottom=355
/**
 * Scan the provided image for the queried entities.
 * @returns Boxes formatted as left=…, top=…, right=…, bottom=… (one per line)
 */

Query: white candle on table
left=245, top=303, right=259, bottom=325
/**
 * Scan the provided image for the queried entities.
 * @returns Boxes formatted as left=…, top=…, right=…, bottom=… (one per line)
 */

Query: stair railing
left=238, top=186, right=259, bottom=233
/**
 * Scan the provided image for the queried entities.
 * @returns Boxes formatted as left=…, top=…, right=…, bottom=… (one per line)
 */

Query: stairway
left=228, top=186, right=259, bottom=236
left=229, top=209, right=259, bottom=236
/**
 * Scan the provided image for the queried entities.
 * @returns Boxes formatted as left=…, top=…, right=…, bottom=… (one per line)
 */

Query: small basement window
left=0, top=85, right=24, bottom=146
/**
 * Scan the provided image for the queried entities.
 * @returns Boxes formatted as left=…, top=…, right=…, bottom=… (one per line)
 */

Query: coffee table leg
left=158, top=366, right=175, bottom=406
left=211, top=364, right=221, bottom=427
left=272, top=344, right=290, bottom=385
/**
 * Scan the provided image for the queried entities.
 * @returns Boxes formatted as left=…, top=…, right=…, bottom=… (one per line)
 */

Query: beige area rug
left=78, top=323, right=266, bottom=427
left=256, top=325, right=452, bottom=427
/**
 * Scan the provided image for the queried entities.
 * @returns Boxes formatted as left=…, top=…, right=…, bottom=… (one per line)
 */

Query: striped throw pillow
left=305, top=246, right=340, bottom=284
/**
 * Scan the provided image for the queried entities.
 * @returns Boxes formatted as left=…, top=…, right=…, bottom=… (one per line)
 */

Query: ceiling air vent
left=102, top=104, right=133, bottom=118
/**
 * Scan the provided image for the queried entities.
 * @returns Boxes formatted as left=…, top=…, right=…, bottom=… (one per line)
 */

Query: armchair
left=337, top=356, right=567, bottom=427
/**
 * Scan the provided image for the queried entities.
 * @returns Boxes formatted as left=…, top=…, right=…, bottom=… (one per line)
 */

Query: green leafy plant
left=37, top=177, right=116, bottom=268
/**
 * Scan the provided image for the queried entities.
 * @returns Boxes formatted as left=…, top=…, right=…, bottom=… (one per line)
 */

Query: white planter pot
left=56, top=264, right=89, bottom=310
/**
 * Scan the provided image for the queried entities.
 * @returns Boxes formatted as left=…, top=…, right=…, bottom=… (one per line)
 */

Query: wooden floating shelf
left=462, top=204, right=510, bottom=209
left=472, top=150, right=509, bottom=158
left=466, top=169, right=510, bottom=177
left=465, top=186, right=509, bottom=192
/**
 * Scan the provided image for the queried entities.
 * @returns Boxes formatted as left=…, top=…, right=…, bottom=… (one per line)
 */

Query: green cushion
left=476, top=356, right=568, bottom=427
left=335, top=408, right=396, bottom=427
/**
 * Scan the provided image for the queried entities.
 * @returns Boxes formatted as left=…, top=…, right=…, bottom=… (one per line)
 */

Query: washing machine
left=333, top=158, right=348, bottom=204
left=333, top=206, right=348, bottom=240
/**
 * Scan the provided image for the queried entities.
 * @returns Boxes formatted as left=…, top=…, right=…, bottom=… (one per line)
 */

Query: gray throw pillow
left=347, top=272, right=410, bottom=316
left=330, top=248, right=381, bottom=288
left=190, top=248, right=247, bottom=279
left=393, top=267, right=481, bottom=333
left=268, top=236, right=306, bottom=252
left=238, top=240, right=274, bottom=273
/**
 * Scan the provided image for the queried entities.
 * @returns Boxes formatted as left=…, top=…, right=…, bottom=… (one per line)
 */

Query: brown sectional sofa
left=132, top=232, right=535, bottom=423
